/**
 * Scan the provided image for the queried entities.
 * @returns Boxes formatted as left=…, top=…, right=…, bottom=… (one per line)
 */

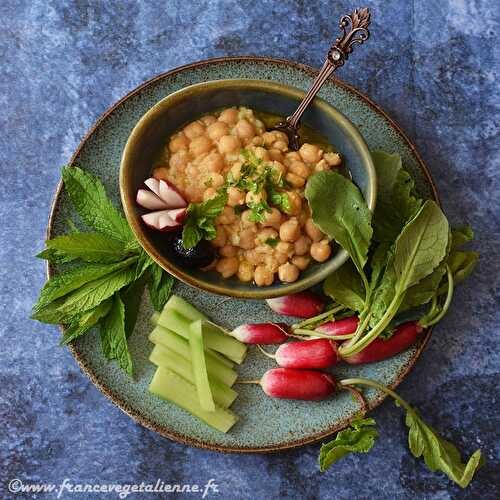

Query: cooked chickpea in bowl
left=150, top=107, right=342, bottom=286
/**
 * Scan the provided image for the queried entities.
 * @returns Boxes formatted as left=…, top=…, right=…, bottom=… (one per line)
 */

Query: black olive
left=168, top=234, right=216, bottom=269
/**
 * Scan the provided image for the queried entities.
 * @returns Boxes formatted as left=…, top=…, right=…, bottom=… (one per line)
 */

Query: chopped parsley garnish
left=264, top=238, right=280, bottom=247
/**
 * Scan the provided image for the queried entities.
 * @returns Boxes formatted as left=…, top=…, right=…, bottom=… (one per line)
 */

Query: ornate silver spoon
left=273, top=7, right=372, bottom=150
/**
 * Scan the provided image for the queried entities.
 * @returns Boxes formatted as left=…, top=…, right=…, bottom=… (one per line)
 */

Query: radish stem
left=341, top=385, right=368, bottom=415
left=293, top=328, right=354, bottom=340
left=256, top=344, right=276, bottom=359
left=292, top=305, right=345, bottom=329
left=420, top=265, right=454, bottom=328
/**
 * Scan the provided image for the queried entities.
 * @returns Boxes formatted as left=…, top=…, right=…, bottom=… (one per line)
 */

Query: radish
left=136, top=189, right=169, bottom=210
left=271, top=339, right=340, bottom=369
left=143, top=178, right=187, bottom=208
left=316, top=316, right=359, bottom=336
left=266, top=291, right=324, bottom=318
left=141, top=208, right=187, bottom=232
left=343, top=321, right=424, bottom=364
left=229, top=323, right=289, bottom=344
left=258, top=368, right=336, bottom=400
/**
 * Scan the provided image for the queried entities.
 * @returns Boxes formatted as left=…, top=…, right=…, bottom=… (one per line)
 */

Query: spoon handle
left=280, top=8, right=371, bottom=147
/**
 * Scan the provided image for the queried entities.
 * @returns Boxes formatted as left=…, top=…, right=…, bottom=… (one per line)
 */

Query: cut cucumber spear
left=149, top=367, right=238, bottom=433
left=149, top=344, right=237, bottom=409
left=149, top=325, right=237, bottom=387
left=155, top=299, right=247, bottom=364
left=188, top=320, right=215, bottom=412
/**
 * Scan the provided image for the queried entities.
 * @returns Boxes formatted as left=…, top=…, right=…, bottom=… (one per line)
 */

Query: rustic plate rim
left=46, top=55, right=438, bottom=453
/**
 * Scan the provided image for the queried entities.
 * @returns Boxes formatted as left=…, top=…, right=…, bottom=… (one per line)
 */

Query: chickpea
left=276, top=241, right=292, bottom=255
left=227, top=187, right=245, bottom=207
left=273, top=140, right=288, bottom=152
left=305, top=218, right=324, bottom=242
left=218, top=135, right=241, bottom=154
left=203, top=187, right=217, bottom=201
left=238, top=228, right=256, bottom=250
left=253, top=146, right=270, bottom=161
left=216, top=257, right=239, bottom=278
left=261, top=207, right=282, bottom=228
left=217, top=206, right=236, bottom=225
left=310, top=240, right=332, bottom=262
left=251, top=136, right=264, bottom=146
left=294, top=235, right=312, bottom=256
left=254, top=265, right=274, bottom=287
left=255, top=228, right=279, bottom=245
left=284, top=191, right=302, bottom=215
left=292, top=255, right=311, bottom=271
left=289, top=161, right=310, bottom=178
left=241, top=210, right=257, bottom=228
left=186, top=164, right=199, bottom=178
left=207, top=173, right=224, bottom=189
left=207, top=121, right=229, bottom=141
left=268, top=149, right=284, bottom=162
left=152, top=166, right=169, bottom=180
left=189, top=136, right=213, bottom=157
left=169, top=133, right=189, bottom=152
left=229, top=162, right=242, bottom=180
left=220, top=245, right=238, bottom=257
left=269, top=161, right=287, bottom=177
left=273, top=131, right=289, bottom=143
left=183, top=120, right=205, bottom=140
left=245, top=249, right=264, bottom=265
left=279, top=219, right=301, bottom=242
left=169, top=151, right=190, bottom=170
left=278, top=262, right=300, bottom=283
left=264, top=255, right=279, bottom=273
left=218, top=108, right=239, bottom=125
left=201, top=115, right=217, bottom=126
left=285, top=172, right=306, bottom=188
left=285, top=151, right=301, bottom=164
left=314, top=159, right=330, bottom=172
left=262, top=131, right=278, bottom=146
left=299, top=143, right=322, bottom=163
left=212, top=225, right=227, bottom=247
left=324, top=152, right=342, bottom=167
left=237, top=261, right=255, bottom=282
left=245, top=190, right=267, bottom=205
left=235, top=119, right=255, bottom=140
left=275, top=252, right=289, bottom=265
left=202, top=152, right=224, bottom=172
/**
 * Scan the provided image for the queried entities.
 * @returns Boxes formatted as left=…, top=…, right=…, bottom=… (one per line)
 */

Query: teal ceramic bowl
left=120, top=79, right=376, bottom=299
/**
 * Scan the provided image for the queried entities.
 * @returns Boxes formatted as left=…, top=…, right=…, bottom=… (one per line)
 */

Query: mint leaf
left=37, top=232, right=127, bottom=264
left=62, top=166, right=133, bottom=242
left=247, top=200, right=271, bottom=223
left=60, top=299, right=112, bottom=345
left=32, top=257, right=138, bottom=314
left=305, top=171, right=373, bottom=275
left=182, top=190, right=228, bottom=249
left=100, top=294, right=133, bottom=376
left=120, top=278, right=146, bottom=338
left=32, top=263, right=137, bottom=324
left=148, top=265, right=175, bottom=311
left=405, top=409, right=483, bottom=488
left=319, top=418, right=378, bottom=472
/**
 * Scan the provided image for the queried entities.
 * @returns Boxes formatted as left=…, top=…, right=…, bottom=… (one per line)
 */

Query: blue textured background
left=1, top=1, right=499, bottom=499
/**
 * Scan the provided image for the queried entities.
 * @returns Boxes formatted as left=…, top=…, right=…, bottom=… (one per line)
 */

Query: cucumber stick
left=157, top=302, right=247, bottom=364
left=188, top=320, right=215, bottom=411
left=149, top=344, right=237, bottom=408
left=149, top=367, right=238, bottom=433
left=149, top=325, right=237, bottom=387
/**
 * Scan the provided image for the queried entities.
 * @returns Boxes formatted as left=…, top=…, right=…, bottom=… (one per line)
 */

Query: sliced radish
left=136, top=189, right=169, bottom=210
left=158, top=179, right=187, bottom=208
left=141, top=208, right=186, bottom=232
left=144, top=177, right=161, bottom=197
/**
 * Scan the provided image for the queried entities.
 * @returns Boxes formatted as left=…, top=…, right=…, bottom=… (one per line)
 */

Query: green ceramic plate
left=48, top=57, right=438, bottom=452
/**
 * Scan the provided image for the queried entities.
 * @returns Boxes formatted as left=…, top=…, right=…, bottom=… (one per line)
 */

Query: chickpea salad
left=137, top=107, right=344, bottom=286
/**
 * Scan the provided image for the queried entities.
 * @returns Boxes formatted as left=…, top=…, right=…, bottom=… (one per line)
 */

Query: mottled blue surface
left=1, top=1, right=499, bottom=499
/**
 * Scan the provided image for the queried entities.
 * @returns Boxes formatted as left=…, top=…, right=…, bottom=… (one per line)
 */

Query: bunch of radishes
left=231, top=291, right=425, bottom=400
left=136, top=178, right=187, bottom=231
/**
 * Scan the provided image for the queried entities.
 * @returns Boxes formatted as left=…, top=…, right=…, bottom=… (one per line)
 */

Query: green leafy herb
left=264, top=237, right=279, bottom=248
left=182, top=190, right=228, bottom=249
left=319, top=418, right=378, bottom=472
left=267, top=185, right=291, bottom=213
left=148, top=264, right=175, bottom=311
left=323, top=260, right=365, bottom=312
left=62, top=166, right=133, bottom=242
left=305, top=170, right=372, bottom=278
left=247, top=200, right=272, bottom=223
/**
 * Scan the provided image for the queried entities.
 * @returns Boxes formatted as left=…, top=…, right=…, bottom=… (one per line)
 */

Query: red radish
left=141, top=208, right=187, bottom=232
left=266, top=291, right=324, bottom=318
left=136, top=189, right=169, bottom=210
left=343, top=321, right=424, bottom=365
left=316, top=316, right=359, bottom=336
left=274, top=339, right=340, bottom=369
left=260, top=368, right=336, bottom=400
left=230, top=323, right=289, bottom=344
left=144, top=178, right=187, bottom=208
